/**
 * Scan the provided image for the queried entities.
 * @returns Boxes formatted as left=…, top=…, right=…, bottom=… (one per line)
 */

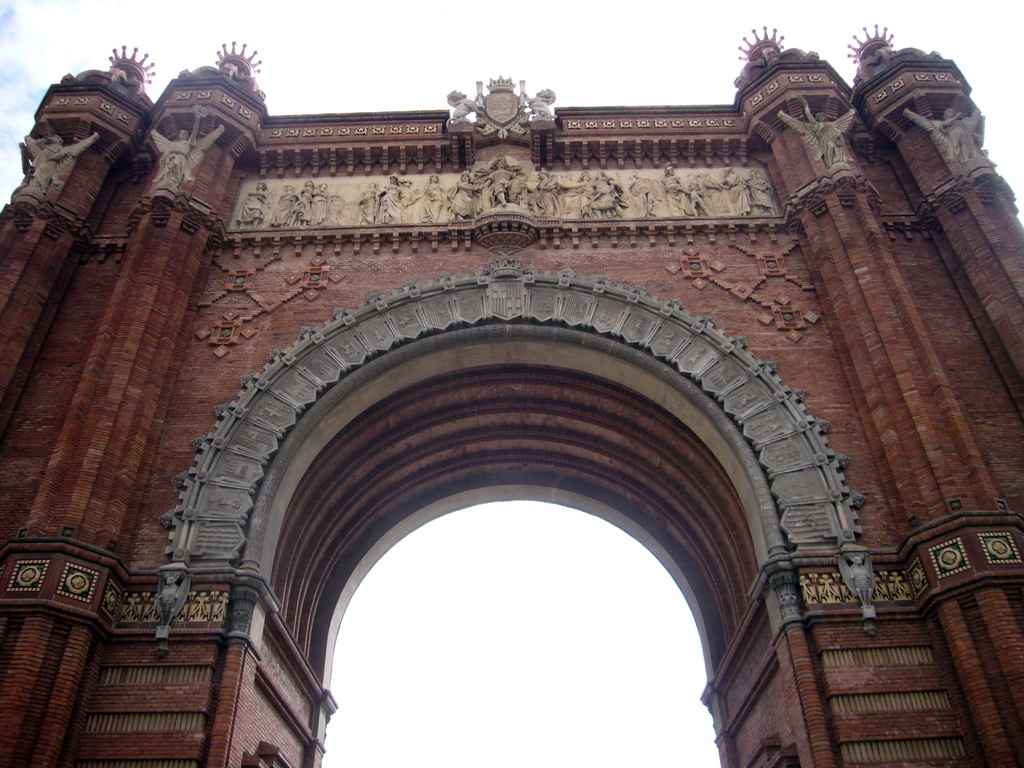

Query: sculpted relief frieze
left=229, top=158, right=778, bottom=232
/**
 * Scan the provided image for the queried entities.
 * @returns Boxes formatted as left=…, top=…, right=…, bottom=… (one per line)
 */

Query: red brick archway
left=266, top=324, right=763, bottom=682
left=4, top=34, right=1024, bottom=768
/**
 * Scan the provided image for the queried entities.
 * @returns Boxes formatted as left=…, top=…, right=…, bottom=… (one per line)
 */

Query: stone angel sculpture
left=837, top=549, right=876, bottom=634
left=151, top=104, right=225, bottom=194
left=778, top=96, right=856, bottom=170
left=903, top=107, right=985, bottom=167
left=17, top=132, right=100, bottom=198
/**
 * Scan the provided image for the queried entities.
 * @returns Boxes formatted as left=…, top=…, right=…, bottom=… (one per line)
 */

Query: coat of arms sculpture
left=447, top=77, right=556, bottom=138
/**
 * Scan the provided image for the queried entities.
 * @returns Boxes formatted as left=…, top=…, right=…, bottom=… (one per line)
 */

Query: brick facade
left=1, top=31, right=1023, bottom=768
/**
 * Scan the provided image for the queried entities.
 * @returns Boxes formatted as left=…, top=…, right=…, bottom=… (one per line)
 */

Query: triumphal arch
left=2, top=28, right=1024, bottom=767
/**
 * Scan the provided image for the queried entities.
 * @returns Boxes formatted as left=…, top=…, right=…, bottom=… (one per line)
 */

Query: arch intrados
left=270, top=354, right=757, bottom=679
left=251, top=326, right=778, bottom=574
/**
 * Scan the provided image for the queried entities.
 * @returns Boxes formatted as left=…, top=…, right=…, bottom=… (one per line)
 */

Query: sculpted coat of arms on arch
left=447, top=77, right=556, bottom=138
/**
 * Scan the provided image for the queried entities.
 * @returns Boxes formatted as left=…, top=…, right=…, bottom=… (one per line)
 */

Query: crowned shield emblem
left=485, top=79, right=520, bottom=123
left=446, top=78, right=557, bottom=139
left=476, top=77, right=529, bottom=138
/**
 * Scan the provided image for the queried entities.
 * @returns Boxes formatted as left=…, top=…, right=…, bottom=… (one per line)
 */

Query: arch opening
left=324, top=501, right=721, bottom=768
left=262, top=325, right=765, bottom=682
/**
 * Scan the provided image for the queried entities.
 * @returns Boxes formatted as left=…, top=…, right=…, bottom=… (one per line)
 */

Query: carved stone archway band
left=166, top=259, right=859, bottom=570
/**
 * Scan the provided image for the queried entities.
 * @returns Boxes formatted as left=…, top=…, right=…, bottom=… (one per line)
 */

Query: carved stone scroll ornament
left=164, top=265, right=861, bottom=570
left=150, top=104, right=225, bottom=195
left=778, top=96, right=856, bottom=172
left=15, top=132, right=100, bottom=201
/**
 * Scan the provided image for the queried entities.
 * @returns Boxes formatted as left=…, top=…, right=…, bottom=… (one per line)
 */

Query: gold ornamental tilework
left=977, top=531, right=1022, bottom=564
left=907, top=558, right=927, bottom=597
left=929, top=537, right=971, bottom=578
left=800, top=569, right=913, bottom=605
left=8, top=559, right=48, bottom=591
left=116, top=590, right=229, bottom=625
left=56, top=562, right=100, bottom=603
left=102, top=581, right=122, bottom=618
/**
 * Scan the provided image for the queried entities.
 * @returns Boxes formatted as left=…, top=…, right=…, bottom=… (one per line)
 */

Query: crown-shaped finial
left=109, top=46, right=155, bottom=86
left=738, top=27, right=785, bottom=62
left=216, top=42, right=262, bottom=78
left=848, top=25, right=894, bottom=63
left=487, top=76, right=516, bottom=93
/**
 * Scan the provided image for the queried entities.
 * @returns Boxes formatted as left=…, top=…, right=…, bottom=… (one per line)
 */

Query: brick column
left=207, top=638, right=253, bottom=768
left=741, top=61, right=998, bottom=525
left=26, top=74, right=262, bottom=550
left=974, top=587, right=1024, bottom=737
left=0, top=616, right=99, bottom=768
left=853, top=53, right=1024, bottom=403
left=936, top=597, right=1019, bottom=766
left=0, top=86, right=146, bottom=436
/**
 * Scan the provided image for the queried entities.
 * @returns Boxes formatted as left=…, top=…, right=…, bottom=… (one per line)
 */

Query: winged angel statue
left=18, top=132, right=99, bottom=198
left=778, top=96, right=856, bottom=170
left=903, top=108, right=985, bottom=168
left=151, top=105, right=225, bottom=194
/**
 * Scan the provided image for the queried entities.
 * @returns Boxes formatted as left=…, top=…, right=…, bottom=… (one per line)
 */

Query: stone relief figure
left=718, top=168, right=752, bottom=216
left=236, top=181, right=268, bottom=228
left=378, top=175, right=411, bottom=224
left=327, top=193, right=347, bottom=226
left=450, top=173, right=480, bottom=220
left=447, top=90, right=482, bottom=125
left=903, top=108, right=985, bottom=167
left=559, top=172, right=593, bottom=218
left=295, top=181, right=315, bottom=227
left=778, top=96, right=856, bottom=170
left=17, top=132, right=100, bottom=199
left=311, top=183, right=330, bottom=226
left=745, top=170, right=776, bottom=216
left=358, top=183, right=382, bottom=225
left=583, top=172, right=628, bottom=219
left=474, top=156, right=528, bottom=211
left=529, top=170, right=562, bottom=218
left=628, top=173, right=657, bottom=217
left=151, top=105, right=225, bottom=194
left=269, top=185, right=299, bottom=227
left=407, top=174, right=449, bottom=223
left=661, top=165, right=696, bottom=217
left=688, top=173, right=714, bottom=217
left=526, top=89, right=557, bottom=121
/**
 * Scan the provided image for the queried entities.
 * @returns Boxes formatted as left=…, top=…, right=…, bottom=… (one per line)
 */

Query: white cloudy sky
left=0, top=3, right=1017, bottom=767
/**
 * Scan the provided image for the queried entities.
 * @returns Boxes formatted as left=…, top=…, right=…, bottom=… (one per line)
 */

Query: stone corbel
left=155, top=562, right=191, bottom=654
left=837, top=545, right=876, bottom=635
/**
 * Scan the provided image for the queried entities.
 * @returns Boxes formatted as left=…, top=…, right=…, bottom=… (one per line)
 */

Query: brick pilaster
left=937, top=597, right=1020, bottom=766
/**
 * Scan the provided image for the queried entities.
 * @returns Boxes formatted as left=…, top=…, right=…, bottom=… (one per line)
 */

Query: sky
left=0, top=3, right=1016, bottom=767
left=330, top=502, right=717, bottom=768
left=0, top=2, right=1020, bottom=202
